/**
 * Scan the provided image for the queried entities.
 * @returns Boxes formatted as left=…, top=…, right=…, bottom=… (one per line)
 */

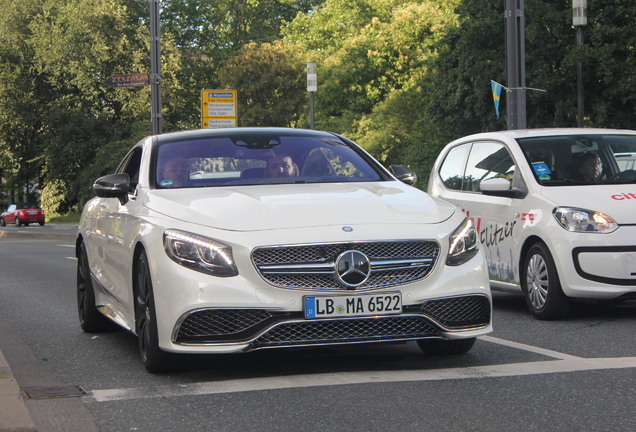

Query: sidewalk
left=0, top=350, right=36, bottom=432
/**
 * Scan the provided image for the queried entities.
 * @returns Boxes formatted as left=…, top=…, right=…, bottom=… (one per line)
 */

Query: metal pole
left=309, top=93, right=314, bottom=129
left=307, top=62, right=317, bottom=130
left=505, top=0, right=526, bottom=130
left=150, top=0, right=162, bottom=135
left=576, top=27, right=585, bottom=127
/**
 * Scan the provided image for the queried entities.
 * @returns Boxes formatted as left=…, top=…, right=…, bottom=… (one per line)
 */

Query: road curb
left=0, top=229, right=76, bottom=242
left=0, top=350, right=37, bottom=432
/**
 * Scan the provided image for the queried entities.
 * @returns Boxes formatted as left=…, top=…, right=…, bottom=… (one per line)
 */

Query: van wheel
left=522, top=243, right=570, bottom=320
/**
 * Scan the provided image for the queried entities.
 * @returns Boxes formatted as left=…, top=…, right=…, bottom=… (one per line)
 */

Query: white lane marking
left=57, top=244, right=74, bottom=248
left=65, top=257, right=77, bottom=261
left=85, top=355, right=636, bottom=403
left=480, top=335, right=581, bottom=360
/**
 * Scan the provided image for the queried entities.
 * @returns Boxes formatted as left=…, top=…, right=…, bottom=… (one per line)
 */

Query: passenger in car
left=572, top=152, right=600, bottom=182
left=265, top=155, right=297, bottom=178
left=160, top=155, right=190, bottom=187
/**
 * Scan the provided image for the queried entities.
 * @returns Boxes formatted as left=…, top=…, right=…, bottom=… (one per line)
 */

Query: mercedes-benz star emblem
left=335, top=250, right=371, bottom=288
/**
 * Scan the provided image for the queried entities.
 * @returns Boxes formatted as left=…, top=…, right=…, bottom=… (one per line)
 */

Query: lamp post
left=573, top=0, right=587, bottom=128
left=307, top=62, right=317, bottom=129
left=150, top=0, right=162, bottom=135
left=505, top=0, right=526, bottom=130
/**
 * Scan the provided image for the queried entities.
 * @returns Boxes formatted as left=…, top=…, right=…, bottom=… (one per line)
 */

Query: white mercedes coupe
left=76, top=128, right=492, bottom=372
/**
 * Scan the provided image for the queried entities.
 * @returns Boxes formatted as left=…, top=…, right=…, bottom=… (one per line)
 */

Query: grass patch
left=48, top=212, right=81, bottom=223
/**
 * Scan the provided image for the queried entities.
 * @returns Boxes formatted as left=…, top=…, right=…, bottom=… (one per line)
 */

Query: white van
left=428, top=128, right=636, bottom=319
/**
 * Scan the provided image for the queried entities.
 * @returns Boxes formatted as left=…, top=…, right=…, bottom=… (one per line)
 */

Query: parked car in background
left=428, top=128, right=636, bottom=320
left=0, top=202, right=45, bottom=226
left=77, top=127, right=492, bottom=372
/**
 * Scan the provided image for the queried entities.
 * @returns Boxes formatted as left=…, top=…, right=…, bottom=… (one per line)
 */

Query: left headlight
left=447, top=218, right=479, bottom=266
left=553, top=207, right=618, bottom=233
left=163, top=229, right=238, bottom=277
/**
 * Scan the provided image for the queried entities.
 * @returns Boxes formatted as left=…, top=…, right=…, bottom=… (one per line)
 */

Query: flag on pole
left=491, top=80, right=503, bottom=119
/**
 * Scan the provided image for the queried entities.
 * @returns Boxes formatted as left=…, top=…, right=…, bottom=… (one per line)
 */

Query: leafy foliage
left=1, top=0, right=636, bottom=208
left=219, top=42, right=305, bottom=127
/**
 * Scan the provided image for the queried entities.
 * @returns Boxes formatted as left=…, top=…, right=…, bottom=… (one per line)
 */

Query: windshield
left=154, top=133, right=384, bottom=188
left=517, top=134, right=636, bottom=185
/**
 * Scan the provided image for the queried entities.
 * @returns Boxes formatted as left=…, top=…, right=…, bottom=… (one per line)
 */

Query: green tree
left=219, top=42, right=305, bottom=127
left=425, top=0, right=636, bottom=142
left=160, top=0, right=325, bottom=130
left=0, top=0, right=51, bottom=204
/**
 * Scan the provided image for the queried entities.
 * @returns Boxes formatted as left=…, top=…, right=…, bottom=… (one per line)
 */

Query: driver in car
left=572, top=152, right=600, bottom=182
left=160, top=155, right=190, bottom=187
left=266, top=155, right=297, bottom=178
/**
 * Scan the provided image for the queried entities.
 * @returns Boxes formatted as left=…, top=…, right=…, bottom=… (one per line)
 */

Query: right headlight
left=553, top=207, right=618, bottom=233
left=163, top=229, right=238, bottom=277
left=446, top=218, right=479, bottom=266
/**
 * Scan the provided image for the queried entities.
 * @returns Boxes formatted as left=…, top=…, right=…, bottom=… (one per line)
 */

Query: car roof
left=154, top=127, right=339, bottom=144
left=448, top=128, right=636, bottom=145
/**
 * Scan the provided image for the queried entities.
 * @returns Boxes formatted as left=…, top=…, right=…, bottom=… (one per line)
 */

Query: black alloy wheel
left=417, top=337, right=476, bottom=355
left=77, top=242, right=113, bottom=332
left=135, top=250, right=175, bottom=373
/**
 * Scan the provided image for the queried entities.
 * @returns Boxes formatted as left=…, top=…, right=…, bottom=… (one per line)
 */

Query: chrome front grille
left=172, top=295, right=489, bottom=346
left=252, top=241, right=439, bottom=291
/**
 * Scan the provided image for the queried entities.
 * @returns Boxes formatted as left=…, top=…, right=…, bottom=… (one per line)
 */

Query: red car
left=0, top=202, right=45, bottom=226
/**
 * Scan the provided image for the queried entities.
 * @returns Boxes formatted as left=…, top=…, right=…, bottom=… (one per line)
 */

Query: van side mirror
left=389, top=164, right=417, bottom=186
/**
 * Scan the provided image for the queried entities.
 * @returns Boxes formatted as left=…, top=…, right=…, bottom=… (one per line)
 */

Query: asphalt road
left=1, top=233, right=636, bottom=431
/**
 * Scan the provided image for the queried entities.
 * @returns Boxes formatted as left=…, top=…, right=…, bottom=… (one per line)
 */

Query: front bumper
left=553, top=226, right=636, bottom=299
left=172, top=295, right=491, bottom=352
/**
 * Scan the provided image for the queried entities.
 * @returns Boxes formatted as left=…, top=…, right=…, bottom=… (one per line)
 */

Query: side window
left=117, top=147, right=142, bottom=192
left=439, top=144, right=469, bottom=190
left=464, top=142, right=515, bottom=192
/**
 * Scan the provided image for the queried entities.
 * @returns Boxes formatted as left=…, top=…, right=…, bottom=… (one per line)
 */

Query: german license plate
left=304, top=293, right=402, bottom=319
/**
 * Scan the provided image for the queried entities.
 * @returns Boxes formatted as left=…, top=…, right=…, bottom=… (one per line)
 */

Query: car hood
left=539, top=184, right=636, bottom=224
left=144, top=182, right=456, bottom=231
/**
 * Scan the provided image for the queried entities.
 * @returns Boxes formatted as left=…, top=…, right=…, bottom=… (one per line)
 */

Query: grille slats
left=252, top=316, right=440, bottom=348
left=252, top=241, right=439, bottom=291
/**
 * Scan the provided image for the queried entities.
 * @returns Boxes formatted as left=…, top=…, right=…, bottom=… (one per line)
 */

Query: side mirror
left=389, top=164, right=417, bottom=186
left=480, top=177, right=526, bottom=198
left=93, top=173, right=130, bottom=205
left=480, top=177, right=511, bottom=192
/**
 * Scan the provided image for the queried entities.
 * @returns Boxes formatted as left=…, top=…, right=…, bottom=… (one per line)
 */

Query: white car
left=77, top=127, right=492, bottom=372
left=428, top=128, right=636, bottom=320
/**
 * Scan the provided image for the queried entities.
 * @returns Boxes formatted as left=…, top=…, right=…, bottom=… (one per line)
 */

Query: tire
left=522, top=243, right=570, bottom=320
left=77, top=242, right=114, bottom=332
left=135, top=250, right=176, bottom=373
left=15, top=217, right=21, bottom=227
left=24, top=223, right=29, bottom=227
left=417, top=337, right=476, bottom=355
left=0, top=218, right=5, bottom=226
left=39, top=221, right=45, bottom=226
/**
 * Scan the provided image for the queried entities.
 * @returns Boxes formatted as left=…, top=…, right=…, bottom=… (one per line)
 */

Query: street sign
left=105, top=73, right=150, bottom=88
left=201, top=90, right=238, bottom=128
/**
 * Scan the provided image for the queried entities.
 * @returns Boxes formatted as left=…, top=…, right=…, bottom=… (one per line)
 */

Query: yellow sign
left=201, top=89, right=238, bottom=128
